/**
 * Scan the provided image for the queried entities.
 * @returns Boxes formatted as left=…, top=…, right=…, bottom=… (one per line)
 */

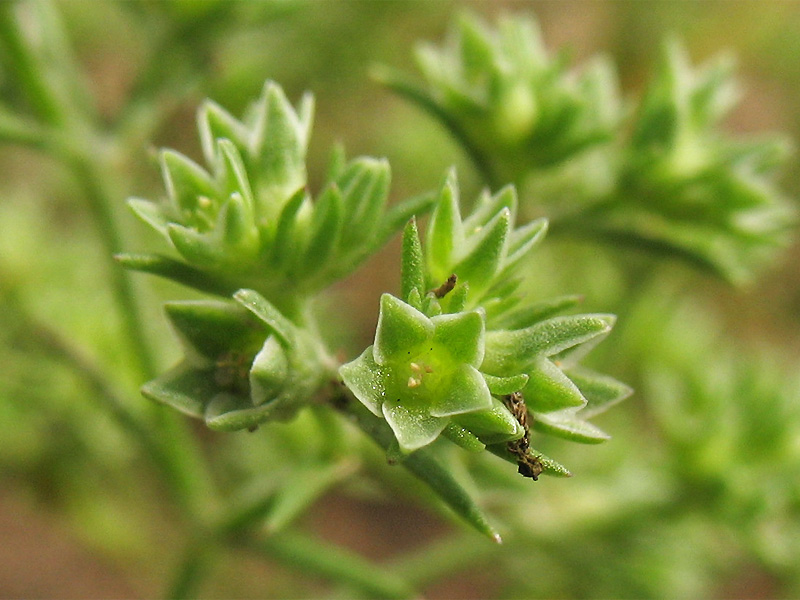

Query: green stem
left=165, top=539, right=216, bottom=600
left=68, top=154, right=158, bottom=378
left=0, top=2, right=65, bottom=125
left=238, top=531, right=416, bottom=600
left=391, top=532, right=499, bottom=588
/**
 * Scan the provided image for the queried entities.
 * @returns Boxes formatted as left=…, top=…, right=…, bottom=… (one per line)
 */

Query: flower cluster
left=123, top=80, right=432, bottom=312
left=340, top=173, right=631, bottom=475
left=381, top=14, right=795, bottom=283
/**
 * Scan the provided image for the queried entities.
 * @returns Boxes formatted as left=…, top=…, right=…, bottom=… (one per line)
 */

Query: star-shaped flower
left=340, top=294, right=515, bottom=453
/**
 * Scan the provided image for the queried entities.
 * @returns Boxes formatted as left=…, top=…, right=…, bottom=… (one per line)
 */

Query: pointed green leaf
left=566, top=366, right=633, bottom=418
left=503, top=217, right=548, bottom=271
left=338, top=346, right=386, bottom=417
left=252, top=81, right=309, bottom=202
left=165, top=299, right=264, bottom=362
left=534, top=409, right=610, bottom=444
left=271, top=187, right=308, bottom=268
left=401, top=218, right=426, bottom=302
left=426, top=169, right=463, bottom=281
left=204, top=392, right=288, bottom=431
left=431, top=310, right=485, bottom=367
left=442, top=423, right=485, bottom=452
left=216, top=139, right=255, bottom=203
left=454, top=207, right=511, bottom=297
left=338, top=157, right=391, bottom=236
left=141, top=364, right=216, bottom=418
left=374, top=294, right=433, bottom=364
left=463, top=185, right=517, bottom=232
left=128, top=198, right=171, bottom=235
left=233, top=289, right=294, bottom=347
left=483, top=314, right=614, bottom=373
left=219, top=193, right=259, bottom=257
left=301, top=184, right=343, bottom=277
left=496, top=295, right=583, bottom=330
left=430, top=365, right=492, bottom=417
left=382, top=401, right=447, bottom=453
left=168, top=224, right=223, bottom=268
left=250, top=336, right=289, bottom=406
left=454, top=396, right=522, bottom=444
left=161, top=149, right=218, bottom=217
left=523, top=357, right=586, bottom=412
left=198, top=99, right=248, bottom=165
left=482, top=373, right=529, bottom=395
left=115, top=253, right=236, bottom=297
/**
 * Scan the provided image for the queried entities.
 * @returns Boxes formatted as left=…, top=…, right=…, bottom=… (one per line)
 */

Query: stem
left=391, top=532, right=498, bottom=588
left=238, top=531, right=416, bottom=600
left=68, top=154, right=158, bottom=378
left=166, top=540, right=216, bottom=600
left=0, top=2, right=65, bottom=125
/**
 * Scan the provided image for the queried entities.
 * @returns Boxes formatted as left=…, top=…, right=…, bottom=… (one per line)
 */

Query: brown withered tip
left=431, top=274, right=457, bottom=298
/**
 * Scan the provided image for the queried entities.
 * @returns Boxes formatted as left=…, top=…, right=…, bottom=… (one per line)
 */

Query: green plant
left=1, top=3, right=798, bottom=599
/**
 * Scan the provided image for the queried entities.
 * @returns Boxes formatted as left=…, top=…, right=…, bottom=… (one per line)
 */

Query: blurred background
left=1, top=1, right=799, bottom=598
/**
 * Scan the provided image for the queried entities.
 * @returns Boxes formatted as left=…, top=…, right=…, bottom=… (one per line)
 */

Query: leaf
left=482, top=373, right=529, bottom=395
left=494, top=294, right=583, bottom=330
left=300, top=184, right=343, bottom=278
left=429, top=365, right=492, bottom=417
left=115, top=253, right=236, bottom=297
left=338, top=346, right=385, bottom=417
left=483, top=314, right=614, bottom=374
left=271, top=187, right=308, bottom=268
left=198, top=99, right=248, bottom=165
left=454, top=396, right=522, bottom=444
left=204, top=392, right=288, bottom=431
left=533, top=409, right=610, bottom=444
left=160, top=150, right=218, bottom=217
left=522, top=357, right=587, bottom=413
left=426, top=169, right=464, bottom=281
left=216, top=139, right=255, bottom=203
left=346, top=402, right=501, bottom=542
left=463, top=185, right=517, bottom=232
left=128, top=198, right=171, bottom=235
left=382, top=401, right=447, bottom=453
left=164, top=299, right=264, bottom=362
left=233, top=289, right=294, bottom=347
left=566, top=366, right=633, bottom=418
left=374, top=294, right=433, bottom=364
left=250, top=336, right=289, bottom=406
left=252, top=81, right=309, bottom=202
left=401, top=218, right=426, bottom=302
left=442, top=423, right=485, bottom=452
left=453, top=207, right=510, bottom=298
left=431, top=310, right=485, bottom=366
left=168, top=224, right=223, bottom=269
left=141, top=364, right=217, bottom=419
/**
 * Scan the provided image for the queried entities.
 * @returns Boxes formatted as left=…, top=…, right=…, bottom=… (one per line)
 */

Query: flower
left=339, top=293, right=521, bottom=453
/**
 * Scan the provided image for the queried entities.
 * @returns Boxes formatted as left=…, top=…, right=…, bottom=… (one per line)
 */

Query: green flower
left=121, top=81, right=434, bottom=311
left=339, top=294, right=521, bottom=453
left=141, top=289, right=335, bottom=432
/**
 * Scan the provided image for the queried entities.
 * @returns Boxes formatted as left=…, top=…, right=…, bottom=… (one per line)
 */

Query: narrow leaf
left=114, top=253, right=236, bottom=297
left=233, top=289, right=294, bottom=347
left=401, top=218, right=426, bottom=302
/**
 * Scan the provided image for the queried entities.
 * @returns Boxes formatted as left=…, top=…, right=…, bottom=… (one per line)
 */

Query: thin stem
left=0, top=2, right=65, bottom=125
left=238, top=531, right=417, bottom=600
left=391, top=532, right=498, bottom=588
left=165, top=540, right=216, bottom=600
left=67, top=154, right=158, bottom=378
